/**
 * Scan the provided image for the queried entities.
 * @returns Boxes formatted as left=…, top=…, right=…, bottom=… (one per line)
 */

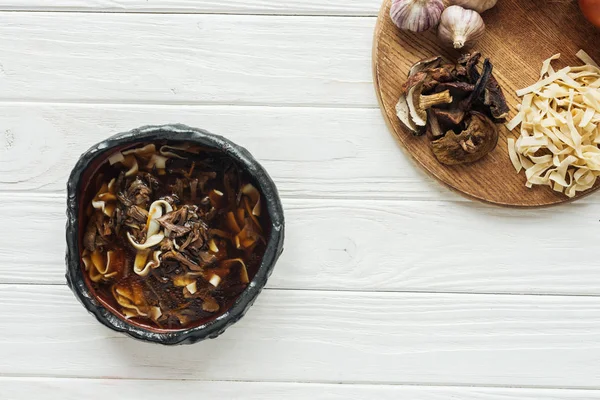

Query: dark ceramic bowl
left=66, top=124, right=285, bottom=345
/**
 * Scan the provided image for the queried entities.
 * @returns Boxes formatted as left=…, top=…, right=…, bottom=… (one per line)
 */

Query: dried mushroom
left=396, top=53, right=508, bottom=165
left=431, top=112, right=498, bottom=165
left=81, top=142, right=268, bottom=329
left=398, top=78, right=454, bottom=132
left=408, top=56, right=443, bottom=77
left=483, top=74, right=510, bottom=119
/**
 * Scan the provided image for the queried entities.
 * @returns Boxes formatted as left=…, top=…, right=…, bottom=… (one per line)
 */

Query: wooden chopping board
left=373, top=0, right=600, bottom=207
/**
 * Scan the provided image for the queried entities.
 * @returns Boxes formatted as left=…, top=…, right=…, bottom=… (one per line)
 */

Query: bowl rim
left=66, top=124, right=285, bottom=345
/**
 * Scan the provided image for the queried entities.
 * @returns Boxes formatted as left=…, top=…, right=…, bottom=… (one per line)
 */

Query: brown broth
left=79, top=142, right=270, bottom=331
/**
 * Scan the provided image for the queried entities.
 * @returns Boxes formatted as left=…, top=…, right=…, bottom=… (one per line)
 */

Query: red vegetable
left=579, top=0, right=600, bottom=27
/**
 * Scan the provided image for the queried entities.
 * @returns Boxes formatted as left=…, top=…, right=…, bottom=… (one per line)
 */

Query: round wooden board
left=373, top=0, right=600, bottom=207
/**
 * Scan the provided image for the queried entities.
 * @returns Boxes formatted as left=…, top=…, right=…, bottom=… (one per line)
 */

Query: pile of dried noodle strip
left=507, top=50, right=600, bottom=197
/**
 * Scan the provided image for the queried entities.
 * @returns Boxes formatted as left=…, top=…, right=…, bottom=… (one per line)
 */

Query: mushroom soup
left=80, top=143, right=268, bottom=330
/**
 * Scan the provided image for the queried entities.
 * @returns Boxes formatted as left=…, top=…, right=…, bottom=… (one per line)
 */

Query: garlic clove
left=438, top=5, right=485, bottom=49
left=448, top=0, right=497, bottom=14
left=390, top=0, right=445, bottom=33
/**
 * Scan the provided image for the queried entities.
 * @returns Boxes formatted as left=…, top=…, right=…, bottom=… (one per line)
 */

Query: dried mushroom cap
left=396, top=95, right=419, bottom=134
left=431, top=112, right=498, bottom=165
left=408, top=56, right=443, bottom=77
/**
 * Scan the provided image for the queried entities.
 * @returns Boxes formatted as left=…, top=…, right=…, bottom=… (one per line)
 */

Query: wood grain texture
left=6, top=193, right=600, bottom=295
left=2, top=285, right=600, bottom=388
left=373, top=0, right=600, bottom=206
left=0, top=13, right=374, bottom=106
left=5, top=378, right=600, bottom=400
left=0, top=0, right=381, bottom=15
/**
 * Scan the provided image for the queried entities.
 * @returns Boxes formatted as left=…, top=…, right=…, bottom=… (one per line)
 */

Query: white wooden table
left=2, top=1, right=600, bottom=398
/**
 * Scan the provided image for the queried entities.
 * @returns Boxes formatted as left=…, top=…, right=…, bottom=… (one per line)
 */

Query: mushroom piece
left=484, top=74, right=510, bottom=120
left=406, top=81, right=453, bottom=127
left=396, top=94, right=420, bottom=135
left=426, top=110, right=445, bottom=140
left=431, top=112, right=499, bottom=165
left=434, top=81, right=475, bottom=101
left=126, top=177, right=153, bottom=208
left=431, top=108, right=466, bottom=126
left=162, top=250, right=211, bottom=272
left=408, top=56, right=442, bottom=77
left=83, top=213, right=99, bottom=252
left=398, top=69, right=455, bottom=135
left=126, top=205, right=149, bottom=224
left=198, top=291, right=220, bottom=312
left=458, top=52, right=482, bottom=83
left=427, top=64, right=458, bottom=85
left=157, top=207, right=193, bottom=238
left=460, top=58, right=493, bottom=111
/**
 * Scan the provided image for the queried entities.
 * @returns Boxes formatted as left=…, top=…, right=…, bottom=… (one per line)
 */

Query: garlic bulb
left=448, top=0, right=497, bottom=13
left=438, top=5, right=485, bottom=49
left=390, top=0, right=445, bottom=33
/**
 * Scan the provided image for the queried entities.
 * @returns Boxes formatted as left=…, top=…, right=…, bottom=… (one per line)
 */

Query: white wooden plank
left=4, top=378, right=600, bottom=400
left=0, top=13, right=375, bottom=106
left=2, top=285, right=600, bottom=388
left=0, top=0, right=381, bottom=15
left=5, top=193, right=600, bottom=295
left=0, top=104, right=444, bottom=199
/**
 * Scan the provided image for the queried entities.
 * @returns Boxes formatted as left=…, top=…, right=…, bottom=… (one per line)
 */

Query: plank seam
left=0, top=9, right=378, bottom=17
left=6, top=283, right=600, bottom=298
left=0, top=99, right=380, bottom=109
left=1, top=374, right=600, bottom=391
